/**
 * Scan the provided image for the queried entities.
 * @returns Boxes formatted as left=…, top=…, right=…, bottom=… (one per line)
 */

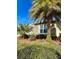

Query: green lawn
left=17, top=39, right=61, bottom=59
left=17, top=39, right=61, bottom=53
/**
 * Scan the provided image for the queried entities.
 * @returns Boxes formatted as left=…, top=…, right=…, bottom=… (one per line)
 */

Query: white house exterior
left=17, top=24, right=61, bottom=38
left=31, top=24, right=61, bottom=37
left=54, top=24, right=61, bottom=37
left=32, top=25, right=40, bottom=35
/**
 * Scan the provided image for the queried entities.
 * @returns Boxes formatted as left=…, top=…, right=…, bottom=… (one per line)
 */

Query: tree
left=17, top=24, right=32, bottom=35
left=30, top=0, right=61, bottom=41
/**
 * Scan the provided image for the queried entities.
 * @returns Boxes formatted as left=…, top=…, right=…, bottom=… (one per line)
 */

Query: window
left=44, top=29, right=47, bottom=33
left=40, top=25, right=47, bottom=34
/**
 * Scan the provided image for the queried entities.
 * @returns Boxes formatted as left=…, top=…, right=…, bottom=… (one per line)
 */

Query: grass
left=17, top=39, right=61, bottom=59
left=17, top=39, right=61, bottom=53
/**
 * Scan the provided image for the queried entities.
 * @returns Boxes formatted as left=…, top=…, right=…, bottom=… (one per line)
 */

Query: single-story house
left=31, top=23, right=61, bottom=37
left=17, top=23, right=61, bottom=40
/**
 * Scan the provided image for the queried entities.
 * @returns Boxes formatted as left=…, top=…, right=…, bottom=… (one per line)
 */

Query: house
left=17, top=23, right=61, bottom=39
left=31, top=23, right=61, bottom=37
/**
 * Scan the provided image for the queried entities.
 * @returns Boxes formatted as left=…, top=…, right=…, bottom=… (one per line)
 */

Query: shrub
left=29, top=35, right=36, bottom=41
left=35, top=34, right=47, bottom=39
left=17, top=45, right=61, bottom=59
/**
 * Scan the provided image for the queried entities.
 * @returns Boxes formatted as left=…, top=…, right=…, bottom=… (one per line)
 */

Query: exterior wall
left=54, top=24, right=61, bottom=37
left=32, top=25, right=40, bottom=35
left=32, top=24, right=61, bottom=37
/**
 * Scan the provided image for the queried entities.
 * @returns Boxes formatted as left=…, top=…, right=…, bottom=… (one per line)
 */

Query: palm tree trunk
left=46, top=19, right=52, bottom=42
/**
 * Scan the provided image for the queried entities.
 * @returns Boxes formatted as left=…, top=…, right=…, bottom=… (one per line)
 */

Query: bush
left=22, top=34, right=29, bottom=39
left=35, top=34, right=59, bottom=40
left=17, top=45, right=61, bottom=59
left=35, top=34, right=47, bottom=39
left=29, top=35, right=36, bottom=41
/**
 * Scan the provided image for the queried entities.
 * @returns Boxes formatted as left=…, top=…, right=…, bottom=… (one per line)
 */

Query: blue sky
left=17, top=0, right=34, bottom=24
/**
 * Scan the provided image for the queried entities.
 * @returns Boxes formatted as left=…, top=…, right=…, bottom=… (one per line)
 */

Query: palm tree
left=30, top=0, right=61, bottom=41
left=17, top=24, right=32, bottom=35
